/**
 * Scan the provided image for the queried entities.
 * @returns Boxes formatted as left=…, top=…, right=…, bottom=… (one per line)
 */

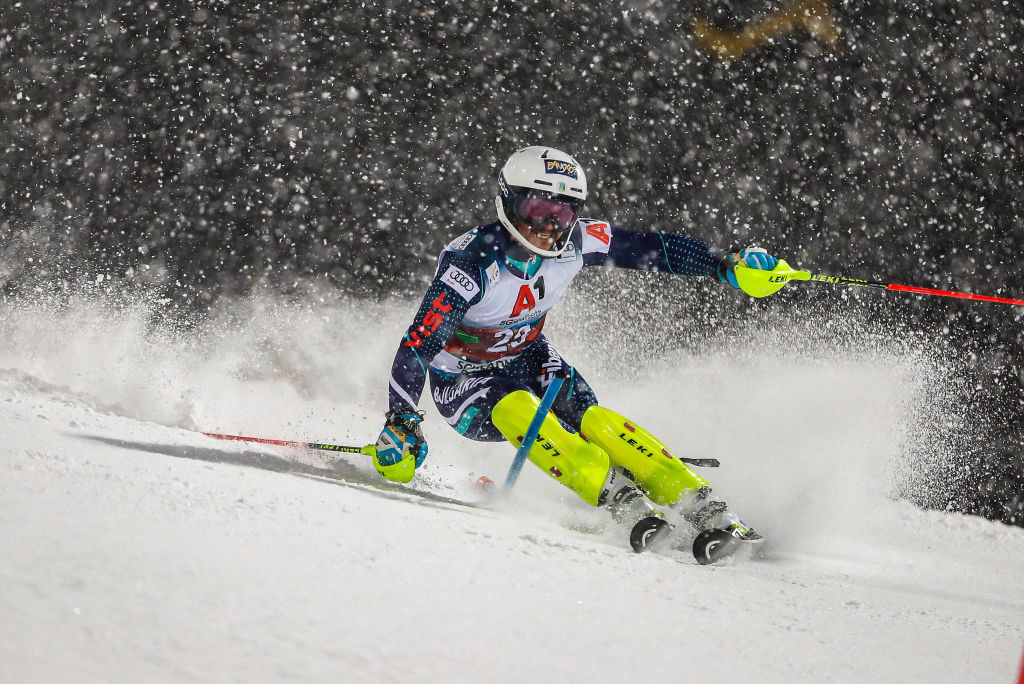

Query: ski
left=200, top=430, right=763, bottom=562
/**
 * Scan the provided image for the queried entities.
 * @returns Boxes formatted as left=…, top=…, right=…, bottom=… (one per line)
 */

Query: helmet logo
left=544, top=160, right=578, bottom=179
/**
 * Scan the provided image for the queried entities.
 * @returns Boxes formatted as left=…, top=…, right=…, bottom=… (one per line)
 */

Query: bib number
left=486, top=324, right=533, bottom=354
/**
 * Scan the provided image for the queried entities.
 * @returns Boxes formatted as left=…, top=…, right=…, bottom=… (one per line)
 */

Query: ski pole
left=202, top=432, right=375, bottom=456
left=733, top=260, right=1024, bottom=306
left=504, top=369, right=567, bottom=491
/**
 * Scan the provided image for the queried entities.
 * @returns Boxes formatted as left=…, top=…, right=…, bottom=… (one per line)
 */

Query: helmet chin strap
left=494, top=195, right=571, bottom=259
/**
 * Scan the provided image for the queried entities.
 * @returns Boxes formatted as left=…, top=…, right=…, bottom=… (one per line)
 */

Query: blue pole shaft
left=504, top=370, right=566, bottom=490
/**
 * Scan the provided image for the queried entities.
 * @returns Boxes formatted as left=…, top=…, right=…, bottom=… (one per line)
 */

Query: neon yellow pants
left=491, top=391, right=707, bottom=506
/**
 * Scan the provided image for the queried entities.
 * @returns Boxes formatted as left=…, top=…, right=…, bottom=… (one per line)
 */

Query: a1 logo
left=509, top=277, right=545, bottom=318
left=510, top=284, right=537, bottom=317
left=585, top=223, right=610, bottom=245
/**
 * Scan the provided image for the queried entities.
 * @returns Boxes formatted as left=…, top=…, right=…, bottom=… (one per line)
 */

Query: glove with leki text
left=717, top=247, right=780, bottom=289
left=373, top=410, right=428, bottom=483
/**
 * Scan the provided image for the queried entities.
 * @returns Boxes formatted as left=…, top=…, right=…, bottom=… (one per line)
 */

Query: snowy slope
left=1, top=293, right=1023, bottom=683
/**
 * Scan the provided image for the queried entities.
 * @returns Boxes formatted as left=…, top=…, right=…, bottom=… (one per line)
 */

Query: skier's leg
left=430, top=370, right=620, bottom=504
left=580, top=404, right=761, bottom=540
left=507, top=345, right=742, bottom=530
left=490, top=390, right=660, bottom=525
left=429, top=371, right=517, bottom=442
left=518, top=349, right=711, bottom=507
left=484, top=338, right=605, bottom=503
left=429, top=344, right=662, bottom=524
left=490, top=390, right=607, bottom=505
left=483, top=341, right=662, bottom=523
left=579, top=404, right=709, bottom=505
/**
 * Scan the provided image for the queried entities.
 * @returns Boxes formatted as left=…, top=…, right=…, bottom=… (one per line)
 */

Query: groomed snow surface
left=2, top=294, right=1022, bottom=683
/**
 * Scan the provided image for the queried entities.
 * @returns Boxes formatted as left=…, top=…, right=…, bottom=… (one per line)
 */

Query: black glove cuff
left=714, top=249, right=738, bottom=281
left=385, top=410, right=425, bottom=433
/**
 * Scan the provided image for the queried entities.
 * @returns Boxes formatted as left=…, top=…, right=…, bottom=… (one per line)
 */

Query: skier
left=374, top=146, right=782, bottom=560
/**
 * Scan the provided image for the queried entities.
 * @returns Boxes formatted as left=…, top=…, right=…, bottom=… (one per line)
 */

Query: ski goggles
left=514, top=192, right=583, bottom=233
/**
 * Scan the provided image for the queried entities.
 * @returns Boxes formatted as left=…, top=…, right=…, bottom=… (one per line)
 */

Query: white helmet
left=495, top=146, right=588, bottom=258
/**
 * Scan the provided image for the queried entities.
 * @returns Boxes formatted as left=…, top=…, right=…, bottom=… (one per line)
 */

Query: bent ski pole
left=504, top=369, right=567, bottom=491
left=202, top=431, right=375, bottom=456
left=733, top=260, right=1024, bottom=306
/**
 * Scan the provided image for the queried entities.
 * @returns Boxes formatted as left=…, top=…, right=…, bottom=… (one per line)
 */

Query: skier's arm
left=387, top=255, right=481, bottom=415
left=582, top=224, right=723, bottom=276
left=375, top=253, right=483, bottom=483
left=580, top=222, right=779, bottom=287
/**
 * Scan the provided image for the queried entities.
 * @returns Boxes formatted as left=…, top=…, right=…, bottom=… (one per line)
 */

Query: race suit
left=387, top=219, right=722, bottom=441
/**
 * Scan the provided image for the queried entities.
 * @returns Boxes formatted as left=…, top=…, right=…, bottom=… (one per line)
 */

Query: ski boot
left=679, top=486, right=763, bottom=565
left=599, top=467, right=673, bottom=553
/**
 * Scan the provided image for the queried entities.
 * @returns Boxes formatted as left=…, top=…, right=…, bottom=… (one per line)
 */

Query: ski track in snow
left=1, top=294, right=1023, bottom=683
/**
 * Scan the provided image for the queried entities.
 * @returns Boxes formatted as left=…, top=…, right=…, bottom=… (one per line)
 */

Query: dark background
left=1, top=0, right=1021, bottom=525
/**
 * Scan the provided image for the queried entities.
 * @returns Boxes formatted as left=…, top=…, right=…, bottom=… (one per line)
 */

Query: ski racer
left=374, top=146, right=782, bottom=559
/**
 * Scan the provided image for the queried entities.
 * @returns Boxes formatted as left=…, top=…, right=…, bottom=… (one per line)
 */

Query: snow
left=2, top=294, right=1023, bottom=683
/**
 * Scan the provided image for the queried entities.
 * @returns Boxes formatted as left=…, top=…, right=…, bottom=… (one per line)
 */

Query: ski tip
left=692, top=528, right=765, bottom=565
left=693, top=528, right=738, bottom=564
left=630, top=516, right=673, bottom=553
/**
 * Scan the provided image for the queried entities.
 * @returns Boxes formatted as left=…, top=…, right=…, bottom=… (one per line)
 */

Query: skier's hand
left=373, top=410, right=428, bottom=483
left=717, top=247, right=779, bottom=289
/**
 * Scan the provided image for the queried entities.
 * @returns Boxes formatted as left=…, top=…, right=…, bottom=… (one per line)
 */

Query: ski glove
left=717, top=247, right=779, bottom=289
left=373, top=410, right=428, bottom=483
